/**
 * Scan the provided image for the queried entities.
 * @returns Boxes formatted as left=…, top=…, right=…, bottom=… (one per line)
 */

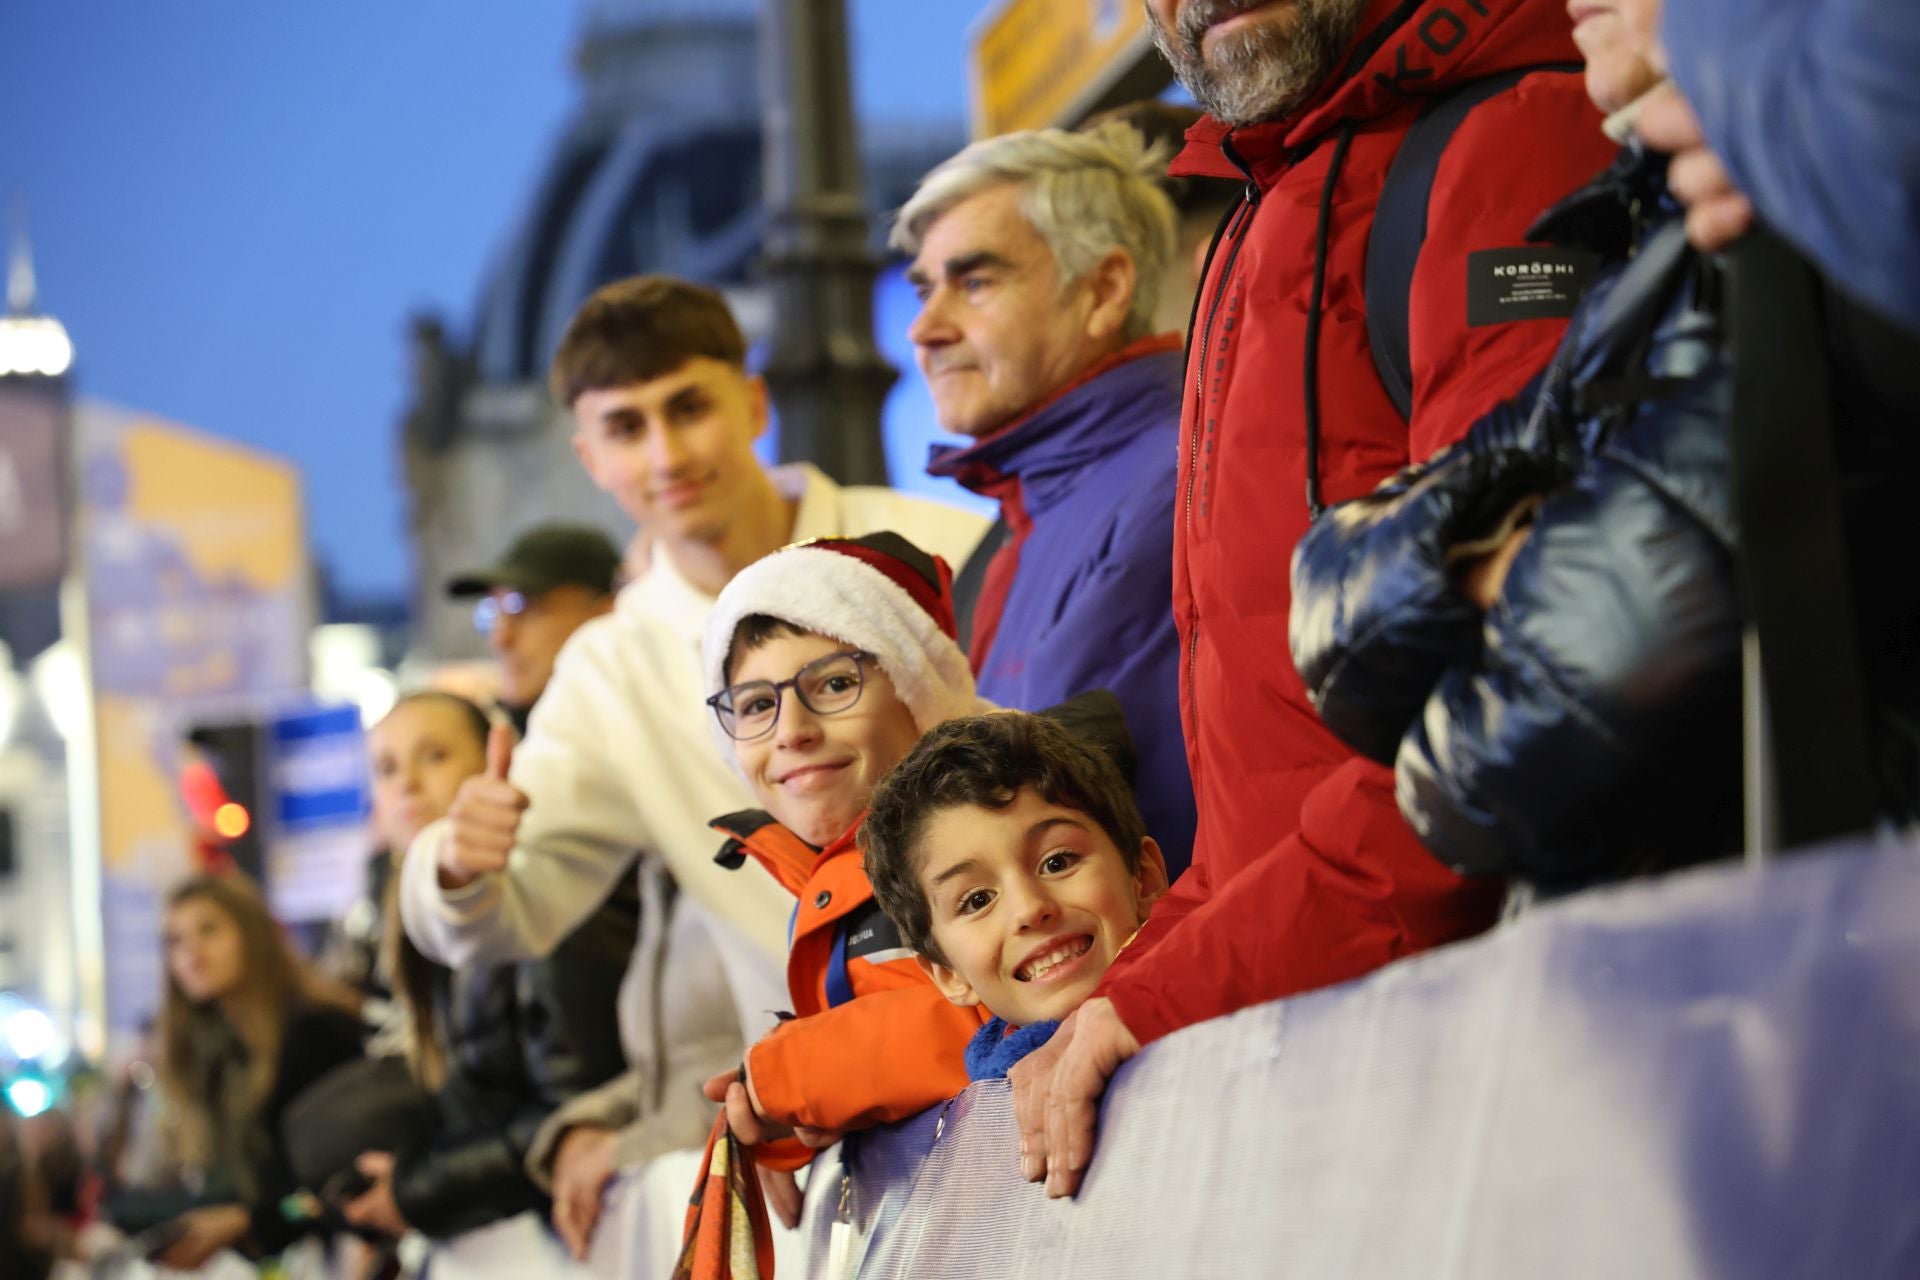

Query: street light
left=1, top=201, right=72, bottom=379
left=0, top=315, right=73, bottom=379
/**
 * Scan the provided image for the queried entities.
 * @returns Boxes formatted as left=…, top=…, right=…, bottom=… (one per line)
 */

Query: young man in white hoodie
left=398, top=275, right=985, bottom=1255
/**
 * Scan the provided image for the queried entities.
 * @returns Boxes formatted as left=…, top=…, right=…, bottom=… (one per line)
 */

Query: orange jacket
left=712, top=811, right=989, bottom=1140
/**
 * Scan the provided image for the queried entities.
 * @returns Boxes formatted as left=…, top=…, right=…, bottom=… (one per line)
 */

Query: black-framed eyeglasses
left=707, top=650, right=876, bottom=741
left=473, top=590, right=533, bottom=636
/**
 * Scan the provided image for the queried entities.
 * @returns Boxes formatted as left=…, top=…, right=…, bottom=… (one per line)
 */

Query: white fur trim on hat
left=700, top=543, right=994, bottom=773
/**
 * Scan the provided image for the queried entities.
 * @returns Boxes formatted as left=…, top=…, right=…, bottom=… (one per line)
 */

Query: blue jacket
left=1663, top=0, right=1920, bottom=336
left=1289, top=148, right=1744, bottom=886
left=929, top=340, right=1197, bottom=876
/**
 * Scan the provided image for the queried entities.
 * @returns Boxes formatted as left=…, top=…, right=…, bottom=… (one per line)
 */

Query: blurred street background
left=0, top=0, right=1175, bottom=1104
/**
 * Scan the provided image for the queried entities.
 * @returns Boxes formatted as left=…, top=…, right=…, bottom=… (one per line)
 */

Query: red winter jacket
left=1097, top=0, right=1616, bottom=1043
left=714, top=811, right=988, bottom=1164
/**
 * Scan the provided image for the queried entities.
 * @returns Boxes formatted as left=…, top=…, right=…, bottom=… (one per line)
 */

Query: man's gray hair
left=891, top=121, right=1178, bottom=341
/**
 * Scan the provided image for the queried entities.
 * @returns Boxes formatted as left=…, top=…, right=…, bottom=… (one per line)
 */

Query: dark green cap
left=446, top=523, right=622, bottom=599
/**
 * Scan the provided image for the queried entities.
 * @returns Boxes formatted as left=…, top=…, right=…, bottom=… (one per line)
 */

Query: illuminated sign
left=970, top=0, right=1155, bottom=138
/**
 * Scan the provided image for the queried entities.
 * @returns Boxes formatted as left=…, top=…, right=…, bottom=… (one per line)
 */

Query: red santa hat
left=701, top=531, right=994, bottom=769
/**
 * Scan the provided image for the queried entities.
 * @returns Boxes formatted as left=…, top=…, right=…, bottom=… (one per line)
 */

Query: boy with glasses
left=693, top=532, right=994, bottom=1203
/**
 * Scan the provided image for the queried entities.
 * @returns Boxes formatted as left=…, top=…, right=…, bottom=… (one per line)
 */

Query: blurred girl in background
left=341, top=690, right=632, bottom=1264
left=149, top=873, right=364, bottom=1269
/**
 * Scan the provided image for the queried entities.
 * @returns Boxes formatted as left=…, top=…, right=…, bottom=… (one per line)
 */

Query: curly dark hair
left=860, top=711, right=1146, bottom=965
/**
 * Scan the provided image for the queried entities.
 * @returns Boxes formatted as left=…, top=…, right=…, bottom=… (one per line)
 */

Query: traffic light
left=184, top=720, right=266, bottom=881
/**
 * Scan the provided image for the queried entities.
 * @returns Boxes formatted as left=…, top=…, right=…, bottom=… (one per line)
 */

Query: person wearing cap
left=692, top=532, right=996, bottom=1216
left=446, top=523, right=621, bottom=734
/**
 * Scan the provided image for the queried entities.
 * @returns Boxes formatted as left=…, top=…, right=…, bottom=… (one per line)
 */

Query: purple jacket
left=929, top=340, right=1196, bottom=875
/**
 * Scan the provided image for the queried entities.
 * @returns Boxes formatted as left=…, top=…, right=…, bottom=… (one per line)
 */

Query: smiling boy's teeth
left=1017, top=936, right=1090, bottom=982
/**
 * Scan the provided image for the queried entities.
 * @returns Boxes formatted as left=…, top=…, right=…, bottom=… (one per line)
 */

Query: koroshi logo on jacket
left=1375, top=0, right=1501, bottom=98
left=1467, top=247, right=1600, bottom=325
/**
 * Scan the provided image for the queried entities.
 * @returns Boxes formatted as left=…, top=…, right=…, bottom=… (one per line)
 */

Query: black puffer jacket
left=1289, top=146, right=1744, bottom=887
left=390, top=875, right=638, bottom=1239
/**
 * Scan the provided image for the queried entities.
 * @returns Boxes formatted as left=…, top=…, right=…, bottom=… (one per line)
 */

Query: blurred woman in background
left=149, top=873, right=364, bottom=1269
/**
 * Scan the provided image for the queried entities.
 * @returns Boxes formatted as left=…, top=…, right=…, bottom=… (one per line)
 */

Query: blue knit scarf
left=964, top=1016, right=1061, bottom=1081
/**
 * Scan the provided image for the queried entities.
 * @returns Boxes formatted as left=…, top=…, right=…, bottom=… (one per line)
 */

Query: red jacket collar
left=1169, top=0, right=1582, bottom=186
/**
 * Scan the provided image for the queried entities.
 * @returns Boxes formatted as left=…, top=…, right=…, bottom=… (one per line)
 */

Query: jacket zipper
left=1185, top=616, right=1201, bottom=787
left=646, top=864, right=670, bottom=1112
left=1183, top=141, right=1261, bottom=771
left=1184, top=138, right=1263, bottom=535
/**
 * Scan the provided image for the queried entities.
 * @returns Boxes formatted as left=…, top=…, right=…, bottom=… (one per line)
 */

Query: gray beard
left=1149, top=0, right=1367, bottom=127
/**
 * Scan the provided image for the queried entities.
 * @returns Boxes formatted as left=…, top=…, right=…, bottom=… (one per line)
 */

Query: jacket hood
left=1170, top=0, right=1583, bottom=183
left=926, top=338, right=1183, bottom=512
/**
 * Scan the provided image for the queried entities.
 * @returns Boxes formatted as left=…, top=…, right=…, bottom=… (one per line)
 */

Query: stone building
left=402, top=0, right=962, bottom=659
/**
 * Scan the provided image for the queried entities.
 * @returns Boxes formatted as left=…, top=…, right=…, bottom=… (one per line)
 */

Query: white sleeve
left=399, top=612, right=795, bottom=970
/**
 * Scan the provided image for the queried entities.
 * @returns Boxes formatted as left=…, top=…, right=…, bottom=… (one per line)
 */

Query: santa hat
left=701, top=531, right=993, bottom=770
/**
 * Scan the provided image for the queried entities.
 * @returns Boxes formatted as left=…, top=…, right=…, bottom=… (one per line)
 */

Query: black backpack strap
left=952, top=514, right=1011, bottom=657
left=1365, top=65, right=1579, bottom=421
left=1724, top=228, right=1877, bottom=849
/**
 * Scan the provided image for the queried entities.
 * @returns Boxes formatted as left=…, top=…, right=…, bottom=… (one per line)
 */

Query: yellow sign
left=75, top=401, right=310, bottom=1031
left=121, top=421, right=304, bottom=594
left=971, top=0, right=1153, bottom=138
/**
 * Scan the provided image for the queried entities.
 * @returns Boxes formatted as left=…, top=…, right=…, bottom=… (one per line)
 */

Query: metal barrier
left=593, top=838, right=1920, bottom=1278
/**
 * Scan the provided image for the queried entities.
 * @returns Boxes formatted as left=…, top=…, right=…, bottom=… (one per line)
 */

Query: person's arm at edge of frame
left=1655, top=0, right=1920, bottom=336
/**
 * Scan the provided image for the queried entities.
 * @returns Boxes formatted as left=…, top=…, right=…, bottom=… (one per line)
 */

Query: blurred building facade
left=402, top=0, right=964, bottom=659
left=0, top=212, right=78, bottom=1032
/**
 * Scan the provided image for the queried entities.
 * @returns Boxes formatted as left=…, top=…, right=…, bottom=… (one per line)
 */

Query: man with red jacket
left=1015, top=0, right=1618, bottom=1196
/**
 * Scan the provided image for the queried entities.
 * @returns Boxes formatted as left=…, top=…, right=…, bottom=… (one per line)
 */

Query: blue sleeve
left=980, top=486, right=1197, bottom=878
left=1662, top=0, right=1920, bottom=334
left=1041, top=523, right=1197, bottom=880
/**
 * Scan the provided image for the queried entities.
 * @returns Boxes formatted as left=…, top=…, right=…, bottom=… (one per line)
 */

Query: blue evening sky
left=0, top=1, right=990, bottom=601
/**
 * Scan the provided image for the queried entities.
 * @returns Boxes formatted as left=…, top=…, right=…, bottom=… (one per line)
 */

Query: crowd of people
left=21, top=0, right=1916, bottom=1273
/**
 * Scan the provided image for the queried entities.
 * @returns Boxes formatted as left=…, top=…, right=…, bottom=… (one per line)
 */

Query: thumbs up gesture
left=437, top=722, right=530, bottom=889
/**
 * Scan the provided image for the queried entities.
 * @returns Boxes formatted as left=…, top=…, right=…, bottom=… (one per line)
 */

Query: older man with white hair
left=897, top=120, right=1197, bottom=873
